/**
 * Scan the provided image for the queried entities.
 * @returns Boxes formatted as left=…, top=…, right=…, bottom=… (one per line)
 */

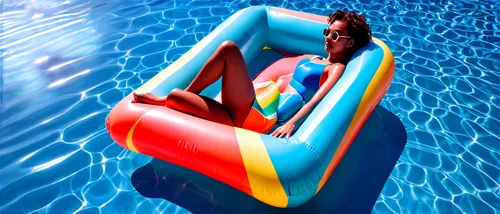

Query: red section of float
left=106, top=96, right=157, bottom=150
left=106, top=95, right=253, bottom=196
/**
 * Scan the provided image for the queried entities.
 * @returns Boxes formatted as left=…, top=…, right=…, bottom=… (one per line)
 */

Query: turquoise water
left=1, top=0, right=499, bottom=213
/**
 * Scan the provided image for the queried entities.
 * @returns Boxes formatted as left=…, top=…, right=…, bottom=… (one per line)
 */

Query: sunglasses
left=323, top=28, right=351, bottom=42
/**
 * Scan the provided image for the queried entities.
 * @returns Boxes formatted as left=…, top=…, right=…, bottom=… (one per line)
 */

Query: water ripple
left=1, top=0, right=499, bottom=213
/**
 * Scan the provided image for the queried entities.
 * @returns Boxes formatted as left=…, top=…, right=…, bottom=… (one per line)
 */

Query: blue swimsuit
left=277, top=55, right=328, bottom=123
left=241, top=55, right=328, bottom=133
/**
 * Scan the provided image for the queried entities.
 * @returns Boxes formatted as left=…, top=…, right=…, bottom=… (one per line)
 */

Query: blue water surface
left=1, top=0, right=499, bottom=213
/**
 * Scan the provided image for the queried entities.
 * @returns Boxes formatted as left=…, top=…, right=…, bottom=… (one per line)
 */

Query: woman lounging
left=133, top=10, right=372, bottom=138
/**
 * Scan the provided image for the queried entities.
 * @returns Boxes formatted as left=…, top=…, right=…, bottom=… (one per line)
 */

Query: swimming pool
left=1, top=0, right=498, bottom=213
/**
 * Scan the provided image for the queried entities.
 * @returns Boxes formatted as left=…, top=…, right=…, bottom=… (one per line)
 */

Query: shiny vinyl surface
left=1, top=0, right=499, bottom=213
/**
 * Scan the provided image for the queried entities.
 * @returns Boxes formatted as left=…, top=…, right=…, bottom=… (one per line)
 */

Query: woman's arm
left=270, top=63, right=345, bottom=138
left=289, top=63, right=345, bottom=124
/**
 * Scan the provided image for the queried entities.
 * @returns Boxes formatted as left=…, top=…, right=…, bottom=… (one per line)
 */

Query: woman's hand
left=269, top=64, right=345, bottom=139
left=270, top=122, right=295, bottom=138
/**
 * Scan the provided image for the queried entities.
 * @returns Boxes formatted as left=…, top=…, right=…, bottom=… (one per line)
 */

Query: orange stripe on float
left=241, top=108, right=277, bottom=134
left=235, top=128, right=288, bottom=208
left=315, top=38, right=395, bottom=193
left=130, top=107, right=252, bottom=196
left=126, top=113, right=148, bottom=153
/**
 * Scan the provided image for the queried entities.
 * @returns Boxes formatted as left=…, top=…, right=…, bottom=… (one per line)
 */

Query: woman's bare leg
left=183, top=41, right=255, bottom=127
left=133, top=92, right=166, bottom=105
left=165, top=89, right=234, bottom=126
left=134, top=41, right=255, bottom=127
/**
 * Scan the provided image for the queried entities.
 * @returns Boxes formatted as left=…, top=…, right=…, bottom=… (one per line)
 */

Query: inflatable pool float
left=106, top=6, right=395, bottom=208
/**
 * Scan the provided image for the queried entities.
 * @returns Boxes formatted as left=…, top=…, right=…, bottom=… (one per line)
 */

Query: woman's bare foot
left=133, top=92, right=167, bottom=106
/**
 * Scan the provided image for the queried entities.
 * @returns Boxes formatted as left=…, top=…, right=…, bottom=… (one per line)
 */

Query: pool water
left=1, top=0, right=498, bottom=213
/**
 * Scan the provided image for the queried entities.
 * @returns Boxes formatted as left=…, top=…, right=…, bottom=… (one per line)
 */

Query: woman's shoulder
left=326, top=62, right=346, bottom=75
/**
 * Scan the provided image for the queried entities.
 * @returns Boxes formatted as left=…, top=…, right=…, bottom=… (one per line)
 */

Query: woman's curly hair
left=327, top=10, right=372, bottom=53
